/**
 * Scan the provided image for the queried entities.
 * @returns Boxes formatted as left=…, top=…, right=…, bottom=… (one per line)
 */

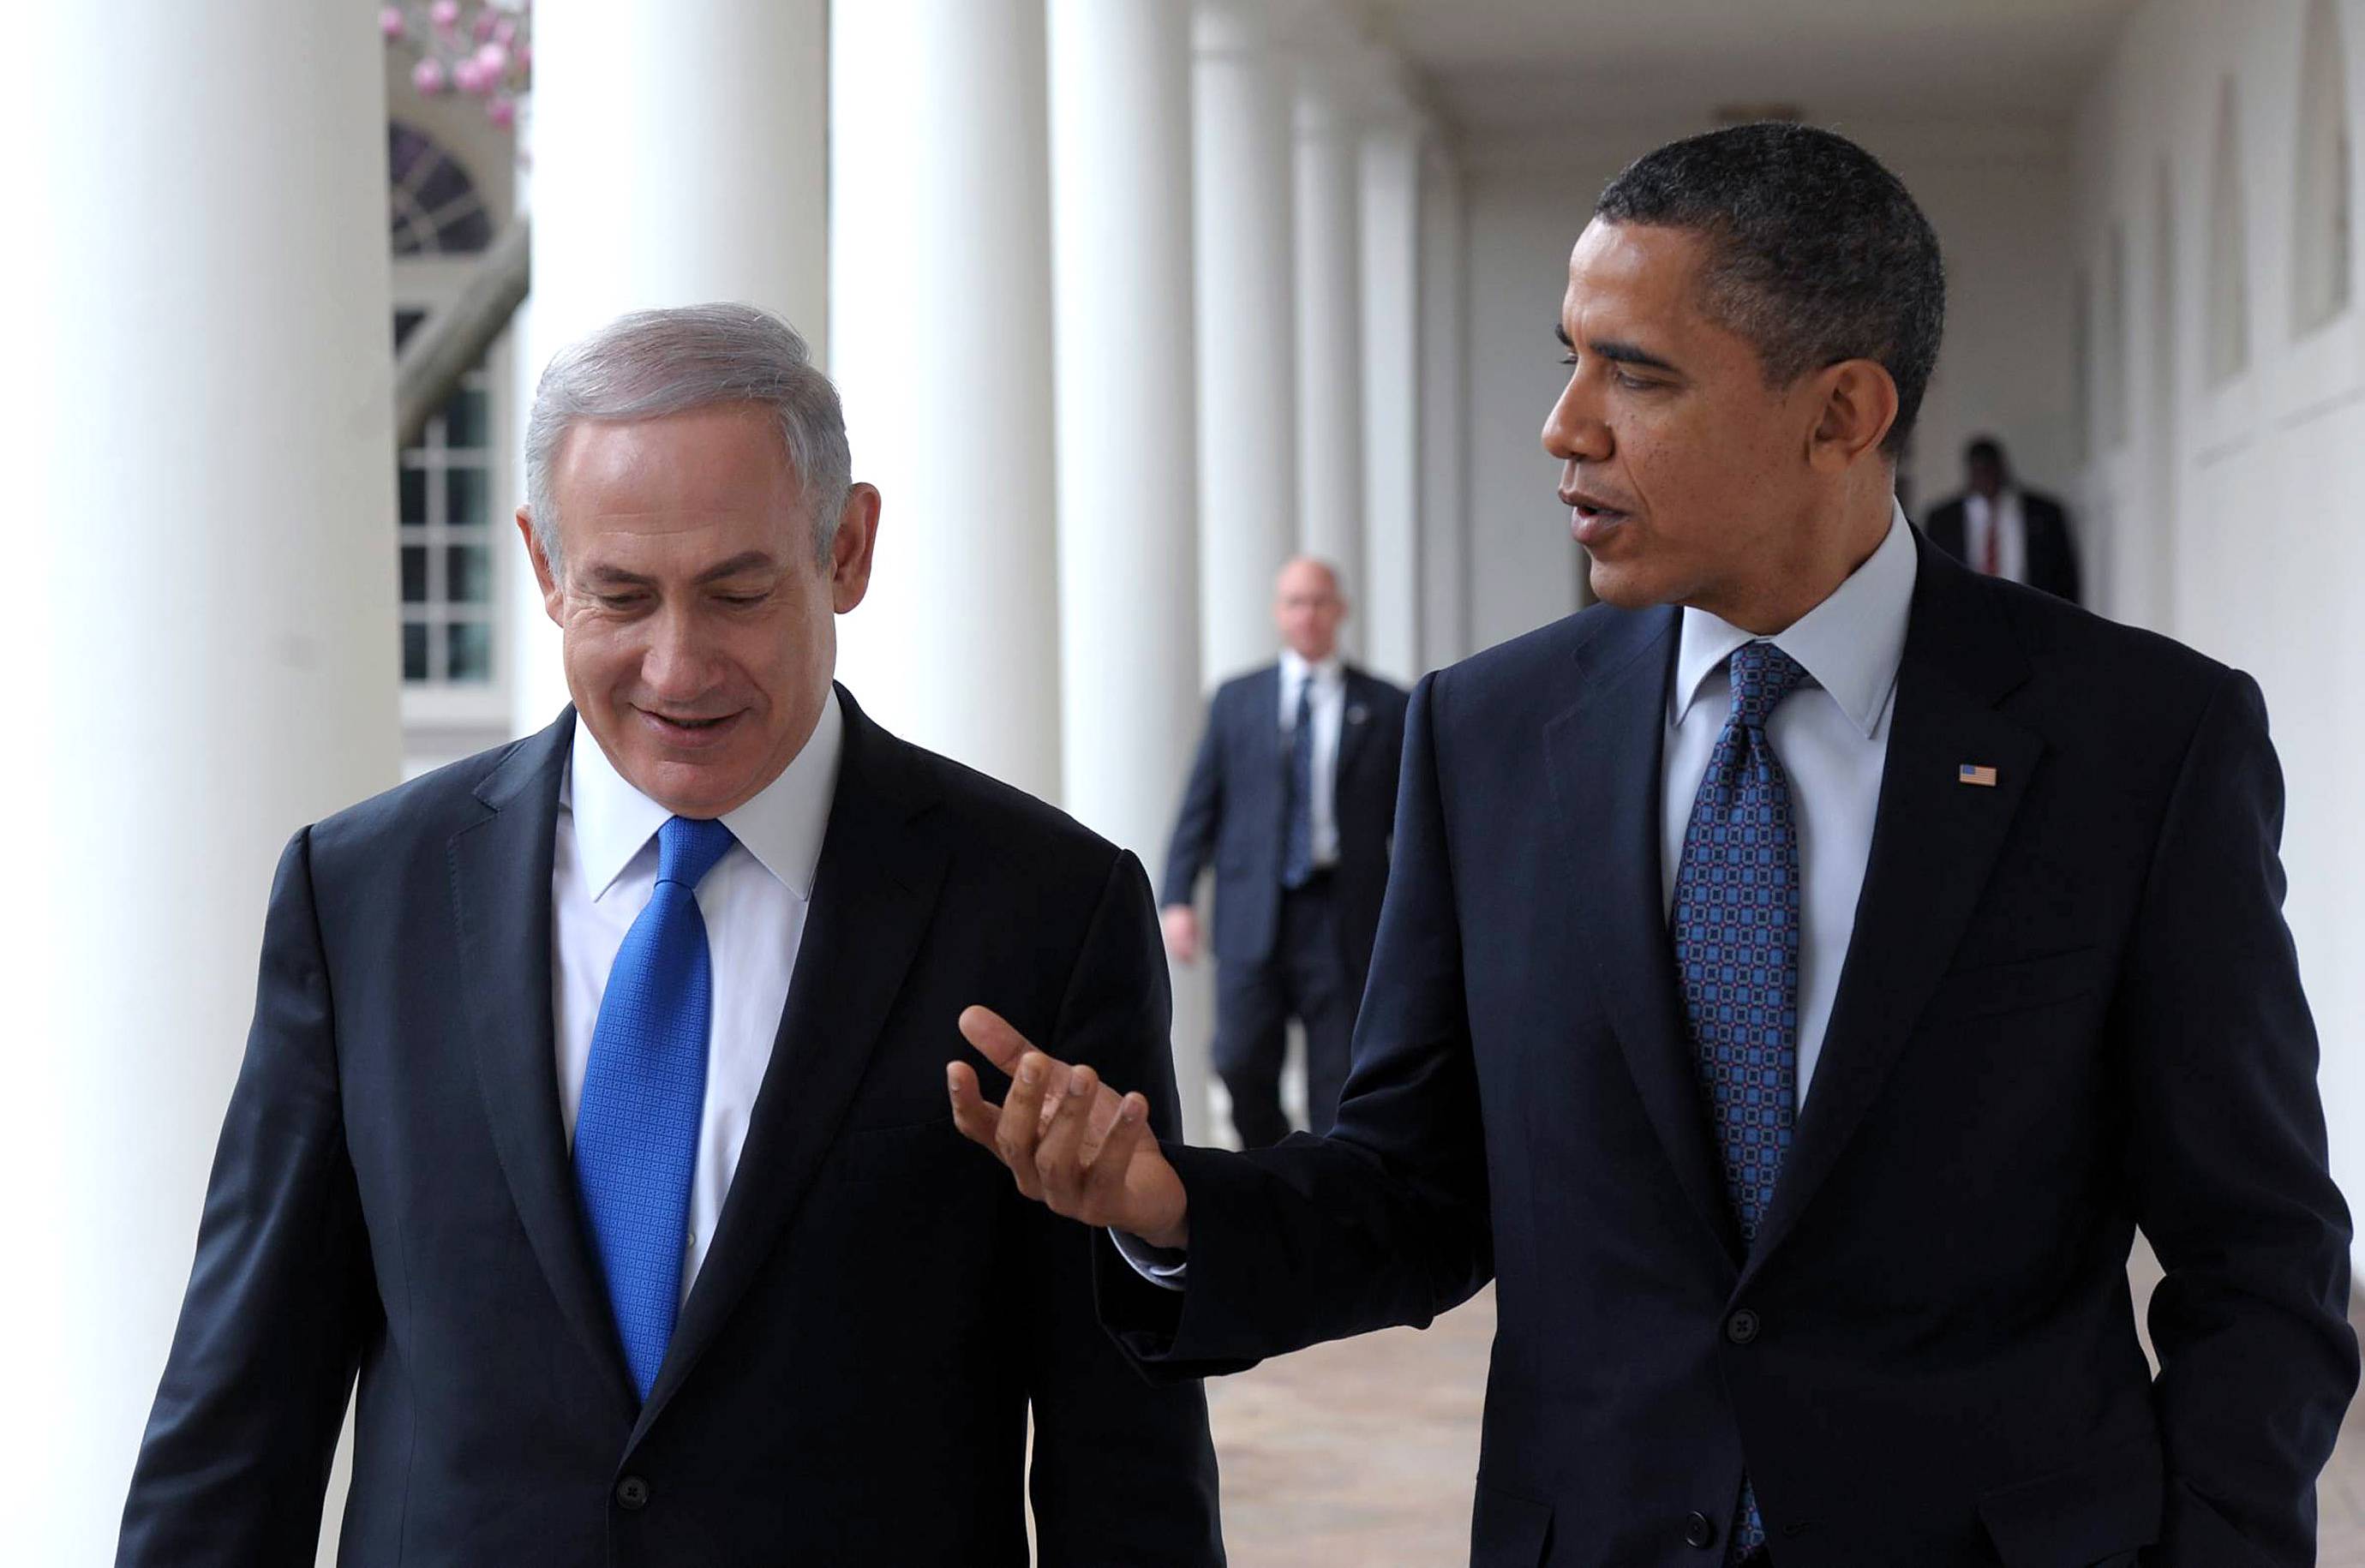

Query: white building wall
left=2069, top=0, right=2365, bottom=1277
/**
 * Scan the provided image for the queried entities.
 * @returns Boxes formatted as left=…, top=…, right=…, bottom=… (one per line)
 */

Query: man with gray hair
left=119, top=303, right=1224, bottom=1565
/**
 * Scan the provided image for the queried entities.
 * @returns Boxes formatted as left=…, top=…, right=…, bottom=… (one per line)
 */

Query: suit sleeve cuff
left=1109, top=1229, right=1189, bottom=1290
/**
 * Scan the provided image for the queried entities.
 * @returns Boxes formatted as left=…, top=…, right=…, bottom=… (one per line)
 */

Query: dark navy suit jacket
left=1103, top=539, right=2355, bottom=1566
left=122, top=688, right=1223, bottom=1566
left=1159, top=661, right=1409, bottom=984
left=1925, top=489, right=2083, bottom=605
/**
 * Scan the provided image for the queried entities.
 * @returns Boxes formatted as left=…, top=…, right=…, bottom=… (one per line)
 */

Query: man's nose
left=641, top=609, right=719, bottom=699
left=1542, top=373, right=1611, bottom=465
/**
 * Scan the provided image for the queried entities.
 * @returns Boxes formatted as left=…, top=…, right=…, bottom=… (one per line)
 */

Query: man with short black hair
left=1925, top=434, right=2084, bottom=603
left=952, top=124, right=2356, bottom=1566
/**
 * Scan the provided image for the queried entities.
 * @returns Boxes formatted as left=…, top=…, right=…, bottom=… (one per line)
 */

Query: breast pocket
left=1924, top=945, right=2100, bottom=1026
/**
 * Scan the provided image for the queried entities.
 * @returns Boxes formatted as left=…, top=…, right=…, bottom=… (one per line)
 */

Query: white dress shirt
left=552, top=691, right=843, bottom=1301
left=1660, top=501, right=1914, bottom=1105
left=1278, top=649, right=1348, bottom=869
left=1963, top=488, right=2027, bottom=584
left=1120, top=502, right=1917, bottom=1284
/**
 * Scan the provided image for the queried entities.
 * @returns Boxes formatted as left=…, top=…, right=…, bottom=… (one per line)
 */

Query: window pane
left=446, top=620, right=494, bottom=683
left=442, top=386, right=489, bottom=449
left=392, top=308, right=427, bottom=351
left=399, top=465, right=428, bottom=525
left=446, top=467, right=488, bottom=525
left=402, top=545, right=428, bottom=603
left=402, top=620, right=429, bottom=682
left=446, top=544, right=492, bottom=603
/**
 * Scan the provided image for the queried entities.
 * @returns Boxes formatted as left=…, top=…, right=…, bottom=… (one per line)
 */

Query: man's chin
left=1584, top=559, right=1671, bottom=611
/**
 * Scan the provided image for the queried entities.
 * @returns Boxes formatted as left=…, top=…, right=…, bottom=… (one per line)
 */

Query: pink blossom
left=493, top=18, right=516, bottom=45
left=452, top=59, right=488, bottom=95
left=378, top=6, right=405, bottom=41
left=474, top=41, right=509, bottom=75
left=488, top=95, right=518, bottom=130
left=412, top=57, right=448, bottom=95
left=473, top=12, right=495, bottom=42
left=429, top=0, right=460, bottom=33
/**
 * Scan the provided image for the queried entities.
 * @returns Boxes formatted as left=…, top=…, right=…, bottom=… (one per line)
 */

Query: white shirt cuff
left=1109, top=1229, right=1188, bottom=1290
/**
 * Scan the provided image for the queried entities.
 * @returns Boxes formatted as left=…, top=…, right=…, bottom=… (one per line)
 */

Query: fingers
left=958, top=1006, right=1036, bottom=1074
left=993, top=1050, right=1057, bottom=1200
left=946, top=1061, right=1000, bottom=1149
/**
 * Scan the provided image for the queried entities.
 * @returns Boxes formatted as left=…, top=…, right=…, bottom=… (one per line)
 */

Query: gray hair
left=523, top=302, right=853, bottom=569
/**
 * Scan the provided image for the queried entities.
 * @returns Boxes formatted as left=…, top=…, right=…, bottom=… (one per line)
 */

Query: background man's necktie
left=1281, top=675, right=1316, bottom=889
left=1669, top=638, right=1808, bottom=1564
left=573, top=813, right=736, bottom=1401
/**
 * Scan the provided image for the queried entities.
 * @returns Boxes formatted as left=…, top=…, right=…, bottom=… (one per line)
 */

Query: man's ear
left=1806, top=358, right=1900, bottom=474
left=518, top=508, right=564, bottom=626
left=829, top=483, right=884, bottom=613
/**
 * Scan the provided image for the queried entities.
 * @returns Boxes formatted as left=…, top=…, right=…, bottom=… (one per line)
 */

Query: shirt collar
left=563, top=688, right=845, bottom=903
left=1670, top=500, right=1916, bottom=739
left=1280, top=648, right=1345, bottom=689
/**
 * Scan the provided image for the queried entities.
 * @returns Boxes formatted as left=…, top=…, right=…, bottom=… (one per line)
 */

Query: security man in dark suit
left=952, top=126, right=2356, bottom=1566
left=1924, top=434, right=2083, bottom=604
left=1159, top=558, right=1408, bottom=1146
left=118, top=305, right=1222, bottom=1566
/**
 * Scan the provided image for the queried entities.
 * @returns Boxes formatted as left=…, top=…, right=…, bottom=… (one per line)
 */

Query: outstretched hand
left=947, top=1006, right=1190, bottom=1250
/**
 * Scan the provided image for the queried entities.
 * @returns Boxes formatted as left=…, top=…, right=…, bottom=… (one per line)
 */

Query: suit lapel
left=1335, top=667, right=1377, bottom=781
left=447, top=711, right=639, bottom=1415
left=1542, top=607, right=1745, bottom=1266
left=631, top=688, right=949, bottom=1445
left=1745, top=542, right=2042, bottom=1279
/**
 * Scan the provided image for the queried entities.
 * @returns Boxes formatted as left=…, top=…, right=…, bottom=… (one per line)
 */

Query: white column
left=1293, top=75, right=1367, bottom=637
left=514, top=0, right=830, bottom=739
left=1193, top=2, right=1301, bottom=685
left=11, top=3, right=399, bottom=1559
left=1359, top=120, right=1423, bottom=685
left=1049, top=0, right=1212, bottom=1139
left=1418, top=141, right=1471, bottom=671
left=829, top=0, right=1063, bottom=800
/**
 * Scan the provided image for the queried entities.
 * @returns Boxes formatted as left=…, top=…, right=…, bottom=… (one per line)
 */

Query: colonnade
left=11, top=3, right=1468, bottom=1555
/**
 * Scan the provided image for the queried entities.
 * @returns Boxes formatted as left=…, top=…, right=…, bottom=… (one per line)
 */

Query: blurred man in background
left=1924, top=434, right=2082, bottom=603
left=1159, top=558, right=1408, bottom=1146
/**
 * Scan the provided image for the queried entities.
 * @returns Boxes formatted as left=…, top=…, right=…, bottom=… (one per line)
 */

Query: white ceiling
left=1361, top=0, right=2143, bottom=142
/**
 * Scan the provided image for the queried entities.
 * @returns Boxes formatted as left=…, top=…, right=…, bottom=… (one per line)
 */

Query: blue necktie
left=573, top=814, right=735, bottom=1402
left=1669, top=639, right=1808, bottom=1563
left=1282, top=674, right=1316, bottom=889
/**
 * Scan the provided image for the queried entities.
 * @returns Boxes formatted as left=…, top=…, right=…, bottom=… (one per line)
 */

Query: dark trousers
left=1213, top=877, right=1357, bottom=1148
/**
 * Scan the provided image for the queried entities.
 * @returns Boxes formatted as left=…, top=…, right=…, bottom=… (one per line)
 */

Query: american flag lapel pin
left=1959, top=763, right=1999, bottom=787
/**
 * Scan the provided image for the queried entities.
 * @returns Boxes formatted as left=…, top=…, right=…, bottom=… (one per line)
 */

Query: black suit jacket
left=1925, top=488, right=2083, bottom=604
left=122, top=688, right=1223, bottom=1566
left=1159, top=662, right=1410, bottom=981
left=1102, top=541, right=2356, bottom=1566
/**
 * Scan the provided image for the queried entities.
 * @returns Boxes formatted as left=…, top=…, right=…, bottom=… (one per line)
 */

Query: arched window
left=389, top=121, right=494, bottom=256
left=2293, top=0, right=2354, bottom=334
left=387, top=121, right=506, bottom=716
left=2206, top=77, right=2250, bottom=384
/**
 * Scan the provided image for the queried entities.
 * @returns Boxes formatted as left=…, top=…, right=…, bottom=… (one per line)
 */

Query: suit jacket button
left=1726, top=1308, right=1761, bottom=1344
left=616, top=1475, right=650, bottom=1511
left=1684, top=1510, right=1718, bottom=1549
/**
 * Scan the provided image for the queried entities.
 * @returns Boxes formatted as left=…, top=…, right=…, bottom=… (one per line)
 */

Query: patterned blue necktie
left=1669, top=638, right=1809, bottom=1564
left=1281, top=673, right=1317, bottom=889
left=573, top=814, right=735, bottom=1402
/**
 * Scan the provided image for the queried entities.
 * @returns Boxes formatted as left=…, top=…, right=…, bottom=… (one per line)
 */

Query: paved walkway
left=1206, top=1258, right=2365, bottom=1565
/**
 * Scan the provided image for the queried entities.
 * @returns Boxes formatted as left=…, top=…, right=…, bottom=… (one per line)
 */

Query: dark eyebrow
left=1590, top=338, right=1683, bottom=375
left=1556, top=321, right=1682, bottom=376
